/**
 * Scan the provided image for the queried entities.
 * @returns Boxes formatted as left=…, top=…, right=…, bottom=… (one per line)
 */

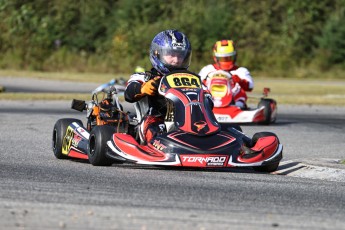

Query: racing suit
left=199, top=64, right=254, bottom=109
left=124, top=68, right=167, bottom=144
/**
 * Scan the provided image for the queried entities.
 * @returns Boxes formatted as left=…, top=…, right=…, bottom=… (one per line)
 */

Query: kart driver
left=199, top=39, right=254, bottom=109
left=125, top=29, right=200, bottom=144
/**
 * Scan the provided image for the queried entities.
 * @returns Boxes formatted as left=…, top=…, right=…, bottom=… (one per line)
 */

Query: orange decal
left=194, top=121, right=207, bottom=131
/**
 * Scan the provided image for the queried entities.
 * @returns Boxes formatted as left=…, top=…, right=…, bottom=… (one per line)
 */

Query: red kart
left=205, top=70, right=277, bottom=125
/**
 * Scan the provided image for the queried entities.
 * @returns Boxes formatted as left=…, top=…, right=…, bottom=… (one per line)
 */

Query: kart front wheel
left=52, top=118, right=83, bottom=159
left=88, top=125, right=116, bottom=166
left=251, top=132, right=281, bottom=173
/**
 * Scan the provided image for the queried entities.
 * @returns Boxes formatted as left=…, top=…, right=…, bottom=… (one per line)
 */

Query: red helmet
left=212, top=40, right=237, bottom=71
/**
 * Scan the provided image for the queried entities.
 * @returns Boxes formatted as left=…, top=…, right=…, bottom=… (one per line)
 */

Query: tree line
left=0, top=0, right=344, bottom=78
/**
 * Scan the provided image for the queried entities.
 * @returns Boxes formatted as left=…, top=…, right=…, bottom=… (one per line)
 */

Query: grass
left=249, top=78, right=345, bottom=106
left=0, top=69, right=124, bottom=83
left=0, top=92, right=90, bottom=101
left=1, top=69, right=345, bottom=106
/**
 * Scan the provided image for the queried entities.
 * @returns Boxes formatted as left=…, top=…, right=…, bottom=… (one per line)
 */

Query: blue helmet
left=149, top=30, right=192, bottom=74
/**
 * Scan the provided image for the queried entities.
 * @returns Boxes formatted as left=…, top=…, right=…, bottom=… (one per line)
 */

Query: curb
left=273, top=159, right=345, bottom=182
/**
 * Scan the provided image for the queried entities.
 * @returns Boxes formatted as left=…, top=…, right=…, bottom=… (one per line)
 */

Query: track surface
left=1, top=77, right=345, bottom=229
left=1, top=101, right=345, bottom=230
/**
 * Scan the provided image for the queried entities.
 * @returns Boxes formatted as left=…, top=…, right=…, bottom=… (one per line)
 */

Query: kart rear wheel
left=52, top=118, right=83, bottom=159
left=251, top=132, right=281, bottom=173
left=88, top=125, right=116, bottom=166
left=257, top=98, right=277, bottom=125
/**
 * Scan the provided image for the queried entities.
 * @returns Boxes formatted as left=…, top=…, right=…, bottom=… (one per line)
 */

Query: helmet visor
left=216, top=56, right=236, bottom=62
left=160, top=47, right=191, bottom=70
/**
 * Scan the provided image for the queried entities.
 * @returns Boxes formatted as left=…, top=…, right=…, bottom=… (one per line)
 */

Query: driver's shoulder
left=128, top=72, right=145, bottom=84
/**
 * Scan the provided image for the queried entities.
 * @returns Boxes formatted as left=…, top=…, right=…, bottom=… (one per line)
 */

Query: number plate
left=166, top=73, right=201, bottom=88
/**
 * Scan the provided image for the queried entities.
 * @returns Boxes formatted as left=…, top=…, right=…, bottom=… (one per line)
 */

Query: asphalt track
left=1, top=77, right=345, bottom=229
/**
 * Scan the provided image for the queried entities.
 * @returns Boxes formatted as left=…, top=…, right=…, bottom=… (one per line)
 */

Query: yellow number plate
left=166, top=73, right=201, bottom=88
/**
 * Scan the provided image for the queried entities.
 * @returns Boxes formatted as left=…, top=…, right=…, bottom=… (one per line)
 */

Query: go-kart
left=205, top=70, right=277, bottom=125
left=52, top=70, right=283, bottom=172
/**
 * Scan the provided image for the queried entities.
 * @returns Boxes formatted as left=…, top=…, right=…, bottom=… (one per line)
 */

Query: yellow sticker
left=62, top=126, right=74, bottom=154
left=166, top=73, right=201, bottom=88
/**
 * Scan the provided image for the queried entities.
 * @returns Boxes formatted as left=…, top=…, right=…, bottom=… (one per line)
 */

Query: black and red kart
left=52, top=71, right=283, bottom=172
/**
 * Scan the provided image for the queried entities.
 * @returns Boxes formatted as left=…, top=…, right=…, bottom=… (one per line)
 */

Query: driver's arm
left=124, top=73, right=146, bottom=103
left=125, top=73, right=160, bottom=102
left=125, top=81, right=143, bottom=103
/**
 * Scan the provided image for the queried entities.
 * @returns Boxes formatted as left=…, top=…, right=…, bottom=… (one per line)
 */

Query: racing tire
left=88, top=125, right=116, bottom=166
left=251, top=132, right=281, bottom=173
left=52, top=118, right=83, bottom=159
left=257, top=98, right=277, bottom=125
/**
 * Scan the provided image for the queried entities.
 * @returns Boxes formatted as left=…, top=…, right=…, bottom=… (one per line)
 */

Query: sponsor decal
left=62, top=127, right=74, bottom=154
left=72, top=135, right=82, bottom=148
left=169, top=30, right=186, bottom=49
left=194, top=121, right=207, bottom=131
left=216, top=115, right=230, bottom=122
left=160, top=83, right=167, bottom=93
left=152, top=139, right=167, bottom=151
left=180, top=155, right=228, bottom=167
left=213, top=73, right=229, bottom=78
left=77, top=127, right=90, bottom=139
left=181, top=88, right=197, bottom=92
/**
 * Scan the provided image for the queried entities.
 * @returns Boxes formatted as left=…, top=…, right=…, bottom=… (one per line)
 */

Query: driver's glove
left=232, top=75, right=251, bottom=91
left=140, top=77, right=160, bottom=96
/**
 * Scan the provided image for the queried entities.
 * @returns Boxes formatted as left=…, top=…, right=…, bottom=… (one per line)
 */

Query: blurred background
left=0, top=0, right=344, bottom=78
